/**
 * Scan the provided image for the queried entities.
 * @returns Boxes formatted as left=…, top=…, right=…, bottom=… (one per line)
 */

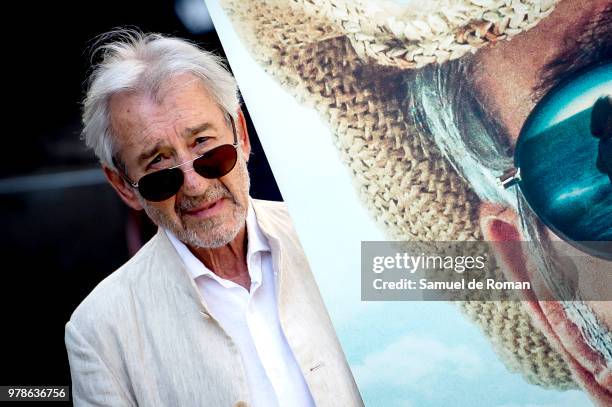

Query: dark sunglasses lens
left=515, top=63, right=611, bottom=259
left=138, top=169, right=184, bottom=202
left=193, top=144, right=238, bottom=179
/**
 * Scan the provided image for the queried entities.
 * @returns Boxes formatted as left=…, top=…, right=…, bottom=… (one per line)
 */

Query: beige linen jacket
left=65, top=199, right=363, bottom=407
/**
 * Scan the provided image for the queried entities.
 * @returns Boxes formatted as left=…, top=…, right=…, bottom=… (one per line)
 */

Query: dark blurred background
left=0, top=1, right=281, bottom=403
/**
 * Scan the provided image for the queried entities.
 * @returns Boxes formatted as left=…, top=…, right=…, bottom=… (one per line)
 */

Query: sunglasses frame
left=497, top=62, right=612, bottom=260
left=115, top=115, right=239, bottom=200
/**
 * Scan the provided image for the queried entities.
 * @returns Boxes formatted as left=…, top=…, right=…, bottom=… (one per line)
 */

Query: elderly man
left=215, top=0, right=611, bottom=405
left=65, top=32, right=363, bottom=407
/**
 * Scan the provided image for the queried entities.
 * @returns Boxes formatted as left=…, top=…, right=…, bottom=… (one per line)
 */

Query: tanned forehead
left=469, top=0, right=611, bottom=141
left=109, top=75, right=223, bottom=140
left=108, top=79, right=227, bottom=170
left=135, top=122, right=216, bottom=165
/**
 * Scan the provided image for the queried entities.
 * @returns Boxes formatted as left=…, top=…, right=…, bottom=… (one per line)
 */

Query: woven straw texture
left=219, top=0, right=575, bottom=389
left=287, top=0, right=557, bottom=68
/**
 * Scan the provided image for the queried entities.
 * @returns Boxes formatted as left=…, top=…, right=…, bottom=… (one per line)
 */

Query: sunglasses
left=499, top=62, right=612, bottom=260
left=117, top=116, right=239, bottom=202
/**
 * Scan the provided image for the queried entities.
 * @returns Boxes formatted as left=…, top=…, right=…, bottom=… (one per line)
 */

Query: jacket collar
left=151, top=199, right=294, bottom=317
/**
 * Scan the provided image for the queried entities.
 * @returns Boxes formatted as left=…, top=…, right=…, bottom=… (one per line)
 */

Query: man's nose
left=180, top=164, right=211, bottom=196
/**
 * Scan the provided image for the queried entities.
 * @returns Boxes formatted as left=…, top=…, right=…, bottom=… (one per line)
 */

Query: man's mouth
left=182, top=198, right=226, bottom=218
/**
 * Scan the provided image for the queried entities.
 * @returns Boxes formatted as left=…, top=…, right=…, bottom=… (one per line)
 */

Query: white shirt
left=165, top=203, right=315, bottom=407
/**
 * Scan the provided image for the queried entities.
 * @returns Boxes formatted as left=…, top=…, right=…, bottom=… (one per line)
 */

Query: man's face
left=473, top=0, right=612, bottom=309
left=470, top=0, right=611, bottom=402
left=107, top=73, right=251, bottom=248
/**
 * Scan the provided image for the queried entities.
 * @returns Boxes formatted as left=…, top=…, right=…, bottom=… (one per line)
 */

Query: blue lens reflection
left=515, top=63, right=612, bottom=258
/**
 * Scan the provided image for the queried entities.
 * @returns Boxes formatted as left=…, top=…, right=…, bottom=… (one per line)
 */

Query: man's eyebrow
left=136, top=122, right=216, bottom=165
left=184, top=122, right=214, bottom=137
left=137, top=141, right=164, bottom=165
left=534, top=5, right=612, bottom=101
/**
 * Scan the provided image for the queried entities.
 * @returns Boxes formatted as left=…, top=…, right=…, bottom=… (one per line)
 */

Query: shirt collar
left=245, top=201, right=271, bottom=264
left=165, top=199, right=271, bottom=287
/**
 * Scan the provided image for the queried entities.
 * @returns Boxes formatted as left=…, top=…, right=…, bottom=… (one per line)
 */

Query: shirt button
left=233, top=401, right=248, bottom=407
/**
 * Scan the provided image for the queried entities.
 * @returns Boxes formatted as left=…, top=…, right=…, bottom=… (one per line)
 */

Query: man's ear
left=103, top=165, right=143, bottom=211
left=479, top=202, right=555, bottom=300
left=478, top=202, right=532, bottom=287
left=236, top=109, right=251, bottom=161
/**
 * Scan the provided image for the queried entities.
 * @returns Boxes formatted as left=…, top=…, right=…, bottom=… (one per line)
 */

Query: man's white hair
left=82, top=30, right=240, bottom=170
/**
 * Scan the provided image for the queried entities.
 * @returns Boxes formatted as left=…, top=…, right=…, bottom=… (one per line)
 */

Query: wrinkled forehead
left=108, top=73, right=222, bottom=151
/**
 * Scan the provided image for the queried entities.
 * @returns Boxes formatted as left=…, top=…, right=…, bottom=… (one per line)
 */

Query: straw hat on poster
left=217, top=0, right=592, bottom=391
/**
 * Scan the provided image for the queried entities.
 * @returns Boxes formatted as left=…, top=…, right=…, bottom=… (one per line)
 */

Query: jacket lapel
left=138, top=228, right=250, bottom=405
left=152, top=227, right=215, bottom=317
left=252, top=200, right=358, bottom=406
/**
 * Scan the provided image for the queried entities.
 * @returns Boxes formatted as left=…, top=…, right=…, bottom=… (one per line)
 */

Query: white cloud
left=353, top=334, right=484, bottom=389
left=498, top=404, right=556, bottom=407
left=496, top=391, right=592, bottom=407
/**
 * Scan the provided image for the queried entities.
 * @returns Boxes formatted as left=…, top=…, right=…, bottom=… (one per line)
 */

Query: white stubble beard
left=138, top=154, right=250, bottom=249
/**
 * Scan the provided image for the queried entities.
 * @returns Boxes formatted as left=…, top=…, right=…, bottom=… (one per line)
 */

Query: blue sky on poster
left=204, top=1, right=591, bottom=405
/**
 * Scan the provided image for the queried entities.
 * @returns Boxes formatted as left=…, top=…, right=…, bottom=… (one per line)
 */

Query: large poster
left=207, top=0, right=611, bottom=406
